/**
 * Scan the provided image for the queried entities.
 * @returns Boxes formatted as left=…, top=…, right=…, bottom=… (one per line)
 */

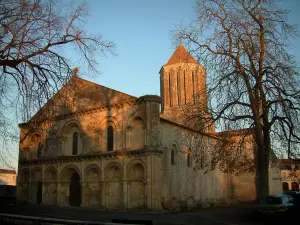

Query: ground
left=0, top=202, right=289, bottom=225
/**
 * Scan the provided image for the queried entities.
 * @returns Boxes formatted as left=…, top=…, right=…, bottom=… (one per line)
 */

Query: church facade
left=17, top=45, right=282, bottom=210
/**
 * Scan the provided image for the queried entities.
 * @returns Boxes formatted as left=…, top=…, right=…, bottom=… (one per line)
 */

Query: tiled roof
left=280, top=159, right=300, bottom=165
left=164, top=44, right=198, bottom=66
left=0, top=169, right=16, bottom=174
left=212, top=128, right=254, bottom=137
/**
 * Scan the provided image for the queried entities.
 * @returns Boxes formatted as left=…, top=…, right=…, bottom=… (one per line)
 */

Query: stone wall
left=159, top=121, right=230, bottom=210
left=17, top=153, right=162, bottom=209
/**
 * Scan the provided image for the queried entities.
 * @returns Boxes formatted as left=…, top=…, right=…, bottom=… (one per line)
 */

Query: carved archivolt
left=126, top=159, right=147, bottom=179
left=60, top=119, right=82, bottom=136
left=60, top=164, right=81, bottom=182
left=104, top=162, right=123, bottom=180
left=44, top=166, right=57, bottom=182
left=99, top=116, right=118, bottom=130
left=85, top=164, right=101, bottom=182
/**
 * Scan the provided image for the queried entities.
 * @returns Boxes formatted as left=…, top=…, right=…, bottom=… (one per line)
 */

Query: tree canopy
left=173, top=0, right=300, bottom=200
left=0, top=0, right=115, bottom=168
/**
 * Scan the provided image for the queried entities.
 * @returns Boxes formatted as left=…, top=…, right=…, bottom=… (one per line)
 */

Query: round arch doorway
left=37, top=181, right=42, bottom=204
left=69, top=172, right=81, bottom=206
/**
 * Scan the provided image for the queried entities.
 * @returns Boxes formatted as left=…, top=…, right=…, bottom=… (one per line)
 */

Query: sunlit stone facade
left=17, top=45, right=282, bottom=210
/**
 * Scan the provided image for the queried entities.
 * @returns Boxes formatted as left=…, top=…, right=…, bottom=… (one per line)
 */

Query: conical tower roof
left=164, top=44, right=198, bottom=66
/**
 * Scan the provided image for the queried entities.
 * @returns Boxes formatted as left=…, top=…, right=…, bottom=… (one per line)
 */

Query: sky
left=79, top=0, right=300, bottom=98
left=75, top=0, right=198, bottom=97
left=3, top=0, right=300, bottom=170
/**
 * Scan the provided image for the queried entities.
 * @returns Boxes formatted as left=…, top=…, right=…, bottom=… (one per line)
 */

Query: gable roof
left=24, top=75, right=137, bottom=124
left=160, top=117, right=220, bottom=140
left=164, top=44, right=199, bottom=66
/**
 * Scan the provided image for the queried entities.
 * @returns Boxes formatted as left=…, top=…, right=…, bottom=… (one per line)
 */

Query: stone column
left=41, top=164, right=45, bottom=204
left=148, top=154, right=163, bottom=210
left=29, top=164, right=32, bottom=203
left=137, top=95, right=161, bottom=148
left=146, top=155, right=152, bottom=209
left=42, top=182, right=47, bottom=204
left=127, top=181, right=131, bottom=208
left=81, top=182, right=86, bottom=207
left=80, top=132, right=86, bottom=154
left=80, top=160, right=85, bottom=207
left=122, top=180, right=128, bottom=209
left=56, top=163, right=61, bottom=205
left=115, top=126, right=122, bottom=151
left=100, top=180, right=105, bottom=208
left=125, top=126, right=133, bottom=149
left=56, top=182, right=60, bottom=205
left=122, top=159, right=128, bottom=208
left=60, top=137, right=67, bottom=156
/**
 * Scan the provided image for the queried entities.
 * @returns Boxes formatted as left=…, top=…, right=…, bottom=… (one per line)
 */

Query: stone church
left=17, top=45, right=282, bottom=210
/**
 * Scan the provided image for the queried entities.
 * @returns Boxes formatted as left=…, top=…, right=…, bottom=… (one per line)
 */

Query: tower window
left=107, top=125, right=114, bottom=151
left=72, top=132, right=78, bottom=155
left=171, top=149, right=175, bottom=165
left=187, top=152, right=191, bottom=167
left=171, top=144, right=177, bottom=165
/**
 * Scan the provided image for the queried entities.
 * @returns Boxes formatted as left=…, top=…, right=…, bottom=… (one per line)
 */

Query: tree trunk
left=256, top=135, right=270, bottom=202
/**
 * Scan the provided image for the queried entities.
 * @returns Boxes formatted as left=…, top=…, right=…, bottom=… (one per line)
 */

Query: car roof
left=266, top=194, right=288, bottom=198
left=283, top=191, right=300, bottom=195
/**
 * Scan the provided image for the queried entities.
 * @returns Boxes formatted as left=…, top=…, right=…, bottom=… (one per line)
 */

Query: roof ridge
left=164, top=44, right=198, bottom=66
left=76, top=77, right=137, bottom=99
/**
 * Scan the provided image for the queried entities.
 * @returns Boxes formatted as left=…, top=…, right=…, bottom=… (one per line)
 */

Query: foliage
left=0, top=0, right=115, bottom=168
left=173, top=0, right=300, bottom=199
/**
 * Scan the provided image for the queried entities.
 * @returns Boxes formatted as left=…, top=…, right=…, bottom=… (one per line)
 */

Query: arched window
left=37, top=144, right=43, bottom=158
left=187, top=152, right=191, bottom=167
left=282, top=182, right=289, bottom=191
left=292, top=182, right=299, bottom=191
left=107, top=125, right=114, bottom=151
left=171, top=149, right=175, bottom=165
left=171, top=144, right=177, bottom=165
left=72, top=132, right=78, bottom=155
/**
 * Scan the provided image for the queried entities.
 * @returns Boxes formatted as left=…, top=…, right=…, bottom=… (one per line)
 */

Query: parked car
left=282, top=191, right=300, bottom=209
left=256, top=194, right=295, bottom=217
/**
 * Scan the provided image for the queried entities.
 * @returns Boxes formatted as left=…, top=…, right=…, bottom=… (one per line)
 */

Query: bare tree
left=0, top=0, right=115, bottom=168
left=173, top=0, right=300, bottom=200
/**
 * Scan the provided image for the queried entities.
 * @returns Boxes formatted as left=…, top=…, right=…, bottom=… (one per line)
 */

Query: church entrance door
left=69, top=173, right=81, bottom=206
left=37, top=181, right=42, bottom=204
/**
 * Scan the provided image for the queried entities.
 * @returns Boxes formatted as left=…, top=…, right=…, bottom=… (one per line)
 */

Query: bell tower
left=160, top=44, right=208, bottom=124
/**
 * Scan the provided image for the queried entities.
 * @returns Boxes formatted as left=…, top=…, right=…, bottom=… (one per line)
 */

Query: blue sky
left=75, top=0, right=198, bottom=96
left=78, top=0, right=300, bottom=98
left=3, top=0, right=300, bottom=170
